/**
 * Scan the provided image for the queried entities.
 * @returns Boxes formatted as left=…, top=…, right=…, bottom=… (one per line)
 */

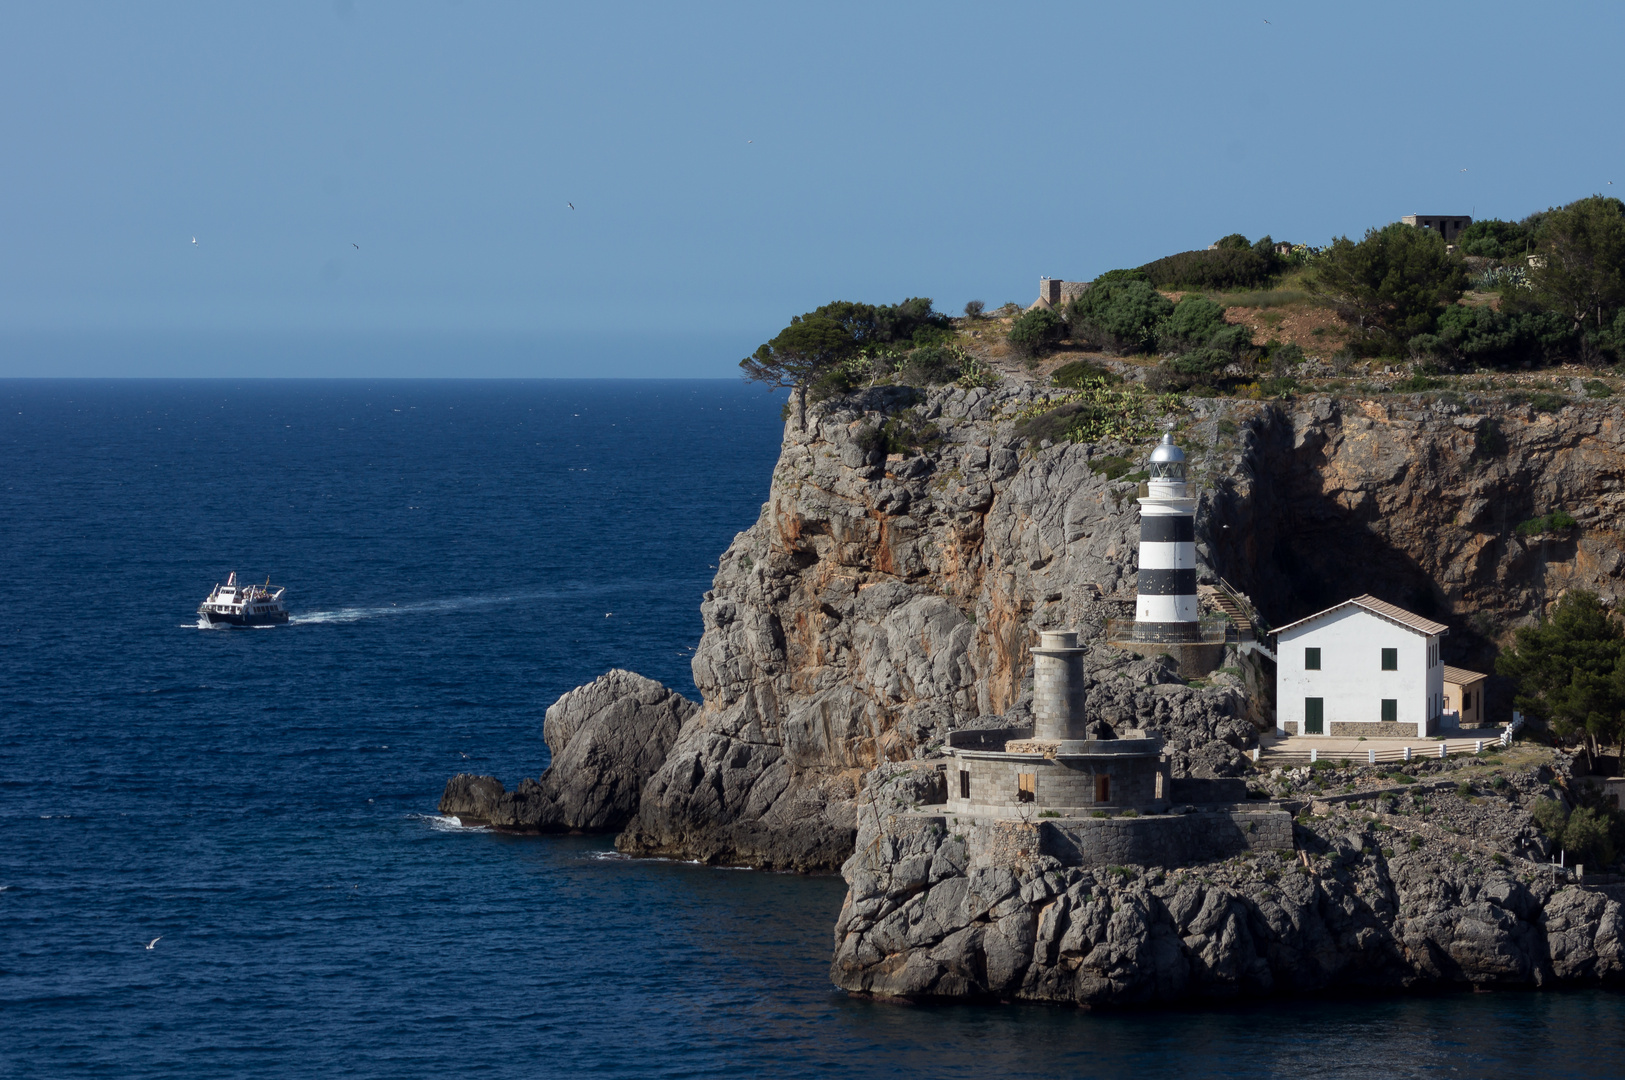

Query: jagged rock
left=438, top=669, right=694, bottom=831
left=451, top=384, right=1625, bottom=874
left=830, top=797, right=1625, bottom=1005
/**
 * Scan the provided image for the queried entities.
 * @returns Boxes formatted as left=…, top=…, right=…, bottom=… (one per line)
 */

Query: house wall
left=1277, top=608, right=1444, bottom=737
left=1443, top=678, right=1486, bottom=728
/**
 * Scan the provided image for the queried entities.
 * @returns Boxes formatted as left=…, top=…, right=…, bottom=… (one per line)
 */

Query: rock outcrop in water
left=616, top=386, right=1625, bottom=870
left=830, top=758, right=1625, bottom=1005
left=439, top=669, right=694, bottom=831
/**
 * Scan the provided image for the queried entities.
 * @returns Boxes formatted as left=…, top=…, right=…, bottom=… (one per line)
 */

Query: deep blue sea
left=4, top=379, right=1624, bottom=1079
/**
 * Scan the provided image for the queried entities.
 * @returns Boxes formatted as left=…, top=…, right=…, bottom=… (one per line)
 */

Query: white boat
left=198, top=572, right=288, bottom=627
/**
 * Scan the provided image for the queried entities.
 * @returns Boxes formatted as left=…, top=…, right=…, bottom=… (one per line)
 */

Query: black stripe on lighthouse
left=1137, top=568, right=1198, bottom=595
left=1140, top=516, right=1194, bottom=543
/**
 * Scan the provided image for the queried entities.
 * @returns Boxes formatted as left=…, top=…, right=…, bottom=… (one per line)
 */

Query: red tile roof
left=1275, top=594, right=1449, bottom=637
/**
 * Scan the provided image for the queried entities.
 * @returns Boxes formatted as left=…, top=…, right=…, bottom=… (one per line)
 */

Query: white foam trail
left=291, top=589, right=579, bottom=625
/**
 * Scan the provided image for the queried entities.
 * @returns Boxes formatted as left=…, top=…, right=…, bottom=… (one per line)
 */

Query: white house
left=1274, top=595, right=1447, bottom=738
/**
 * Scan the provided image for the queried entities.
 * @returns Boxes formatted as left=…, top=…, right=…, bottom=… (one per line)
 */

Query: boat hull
left=198, top=608, right=289, bottom=627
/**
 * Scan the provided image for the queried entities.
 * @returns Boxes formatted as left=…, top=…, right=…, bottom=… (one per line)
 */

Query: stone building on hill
left=1031, top=276, right=1092, bottom=309
left=1401, top=214, right=1472, bottom=242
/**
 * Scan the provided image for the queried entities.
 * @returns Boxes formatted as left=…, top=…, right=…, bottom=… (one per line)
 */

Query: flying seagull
left=191, top=237, right=197, bottom=246
left=1262, top=17, right=1270, bottom=23
left=146, top=937, right=161, bottom=949
left=747, top=139, right=753, bottom=143
left=567, top=202, right=575, bottom=210
left=352, top=243, right=359, bottom=249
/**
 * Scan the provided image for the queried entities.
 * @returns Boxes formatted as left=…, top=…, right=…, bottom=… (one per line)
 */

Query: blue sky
left=2, top=1, right=1622, bottom=377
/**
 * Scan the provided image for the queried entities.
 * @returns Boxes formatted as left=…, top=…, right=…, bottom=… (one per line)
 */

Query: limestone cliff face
left=1200, top=396, right=1625, bottom=677
left=616, top=385, right=1251, bottom=870
left=615, top=385, right=1625, bottom=871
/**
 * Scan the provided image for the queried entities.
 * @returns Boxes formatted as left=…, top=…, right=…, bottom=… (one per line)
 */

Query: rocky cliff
left=443, top=383, right=1625, bottom=870
left=616, top=385, right=1625, bottom=870
left=831, top=757, right=1625, bottom=1005
left=440, top=669, right=694, bottom=831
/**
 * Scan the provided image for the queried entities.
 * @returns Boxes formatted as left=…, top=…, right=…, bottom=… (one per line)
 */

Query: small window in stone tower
left=1095, top=774, right=1111, bottom=803
left=1017, top=773, right=1036, bottom=803
left=959, top=770, right=970, bottom=799
left=1381, top=648, right=1398, bottom=671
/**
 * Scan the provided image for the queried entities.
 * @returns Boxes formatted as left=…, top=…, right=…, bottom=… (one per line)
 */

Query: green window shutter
left=1381, top=699, right=1397, bottom=724
left=1381, top=648, right=1398, bottom=671
left=1305, top=647, right=1321, bottom=670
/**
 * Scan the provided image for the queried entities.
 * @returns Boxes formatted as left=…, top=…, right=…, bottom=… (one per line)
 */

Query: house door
left=1305, top=697, right=1324, bottom=735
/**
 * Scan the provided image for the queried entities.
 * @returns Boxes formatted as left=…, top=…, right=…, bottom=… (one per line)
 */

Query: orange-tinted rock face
left=619, top=384, right=1625, bottom=870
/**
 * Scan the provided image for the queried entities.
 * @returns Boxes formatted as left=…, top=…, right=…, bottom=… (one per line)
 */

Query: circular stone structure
left=941, top=627, right=1169, bottom=821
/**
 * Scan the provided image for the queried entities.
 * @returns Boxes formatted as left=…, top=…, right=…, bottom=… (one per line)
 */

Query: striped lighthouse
left=1135, top=433, right=1200, bottom=635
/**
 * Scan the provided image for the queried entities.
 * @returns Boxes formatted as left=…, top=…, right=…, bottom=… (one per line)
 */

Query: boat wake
left=290, top=589, right=584, bottom=625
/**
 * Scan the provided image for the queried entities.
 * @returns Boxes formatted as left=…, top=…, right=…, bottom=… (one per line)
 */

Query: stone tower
left=1031, top=630, right=1088, bottom=742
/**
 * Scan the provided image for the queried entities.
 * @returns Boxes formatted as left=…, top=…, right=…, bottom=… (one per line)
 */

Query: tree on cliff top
left=741, top=298, right=949, bottom=419
left=1527, top=195, right=1625, bottom=344
left=1496, top=590, right=1625, bottom=765
left=1309, top=222, right=1468, bottom=350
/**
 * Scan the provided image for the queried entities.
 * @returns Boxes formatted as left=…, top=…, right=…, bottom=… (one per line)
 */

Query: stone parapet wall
left=947, top=750, right=1164, bottom=811
left=1040, top=810, right=1292, bottom=867
left=908, top=809, right=1292, bottom=870
left=1329, top=720, right=1424, bottom=738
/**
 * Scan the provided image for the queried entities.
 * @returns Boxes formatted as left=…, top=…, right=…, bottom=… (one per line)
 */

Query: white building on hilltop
left=1274, top=595, right=1447, bottom=738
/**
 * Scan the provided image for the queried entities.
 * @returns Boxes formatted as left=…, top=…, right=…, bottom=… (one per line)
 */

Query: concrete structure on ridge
left=1401, top=214, right=1472, bottom=243
left=1031, top=277, right=1093, bottom=310
left=1274, top=595, right=1448, bottom=738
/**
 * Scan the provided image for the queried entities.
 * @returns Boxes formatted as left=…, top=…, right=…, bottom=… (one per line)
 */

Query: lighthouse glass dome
left=1148, top=434, right=1186, bottom=482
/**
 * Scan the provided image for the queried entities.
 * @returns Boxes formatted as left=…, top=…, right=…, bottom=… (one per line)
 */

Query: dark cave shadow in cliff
left=1203, top=407, right=1507, bottom=715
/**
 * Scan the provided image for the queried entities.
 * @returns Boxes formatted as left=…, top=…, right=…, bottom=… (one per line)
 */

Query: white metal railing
left=1267, top=739, right=1499, bottom=765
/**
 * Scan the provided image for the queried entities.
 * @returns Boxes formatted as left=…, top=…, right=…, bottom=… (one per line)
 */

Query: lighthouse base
left=1104, top=617, right=1231, bottom=678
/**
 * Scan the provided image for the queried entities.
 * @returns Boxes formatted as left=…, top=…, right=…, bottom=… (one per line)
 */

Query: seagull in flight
left=567, top=202, right=575, bottom=210
left=146, top=937, right=161, bottom=949
left=352, top=243, right=359, bottom=249
left=747, top=139, right=753, bottom=143
left=191, top=237, right=198, bottom=246
left=1262, top=17, right=1270, bottom=23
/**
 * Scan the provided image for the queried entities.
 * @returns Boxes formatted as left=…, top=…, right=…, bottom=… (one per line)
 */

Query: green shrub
left=1012, top=383, right=1175, bottom=446
left=1393, top=374, right=1443, bottom=393
left=1052, top=360, right=1120, bottom=388
left=1385, top=771, right=1417, bottom=784
left=1172, top=347, right=1233, bottom=376
left=1457, top=218, right=1537, bottom=260
left=1007, top=307, right=1067, bottom=358
left=1270, top=342, right=1307, bottom=368
left=963, top=300, right=985, bottom=318
left=1456, top=781, right=1474, bottom=797
left=1563, top=807, right=1618, bottom=867
left=1515, top=510, right=1578, bottom=536
left=1411, top=306, right=1578, bottom=369
left=1067, top=277, right=1174, bottom=355
left=1310, top=224, right=1470, bottom=351
left=1584, top=379, right=1614, bottom=399
left=897, top=345, right=960, bottom=386
left=1090, top=454, right=1134, bottom=480
left=1141, top=243, right=1283, bottom=291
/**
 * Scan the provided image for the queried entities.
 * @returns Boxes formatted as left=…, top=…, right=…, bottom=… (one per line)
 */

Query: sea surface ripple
left=2, top=378, right=1622, bottom=1078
